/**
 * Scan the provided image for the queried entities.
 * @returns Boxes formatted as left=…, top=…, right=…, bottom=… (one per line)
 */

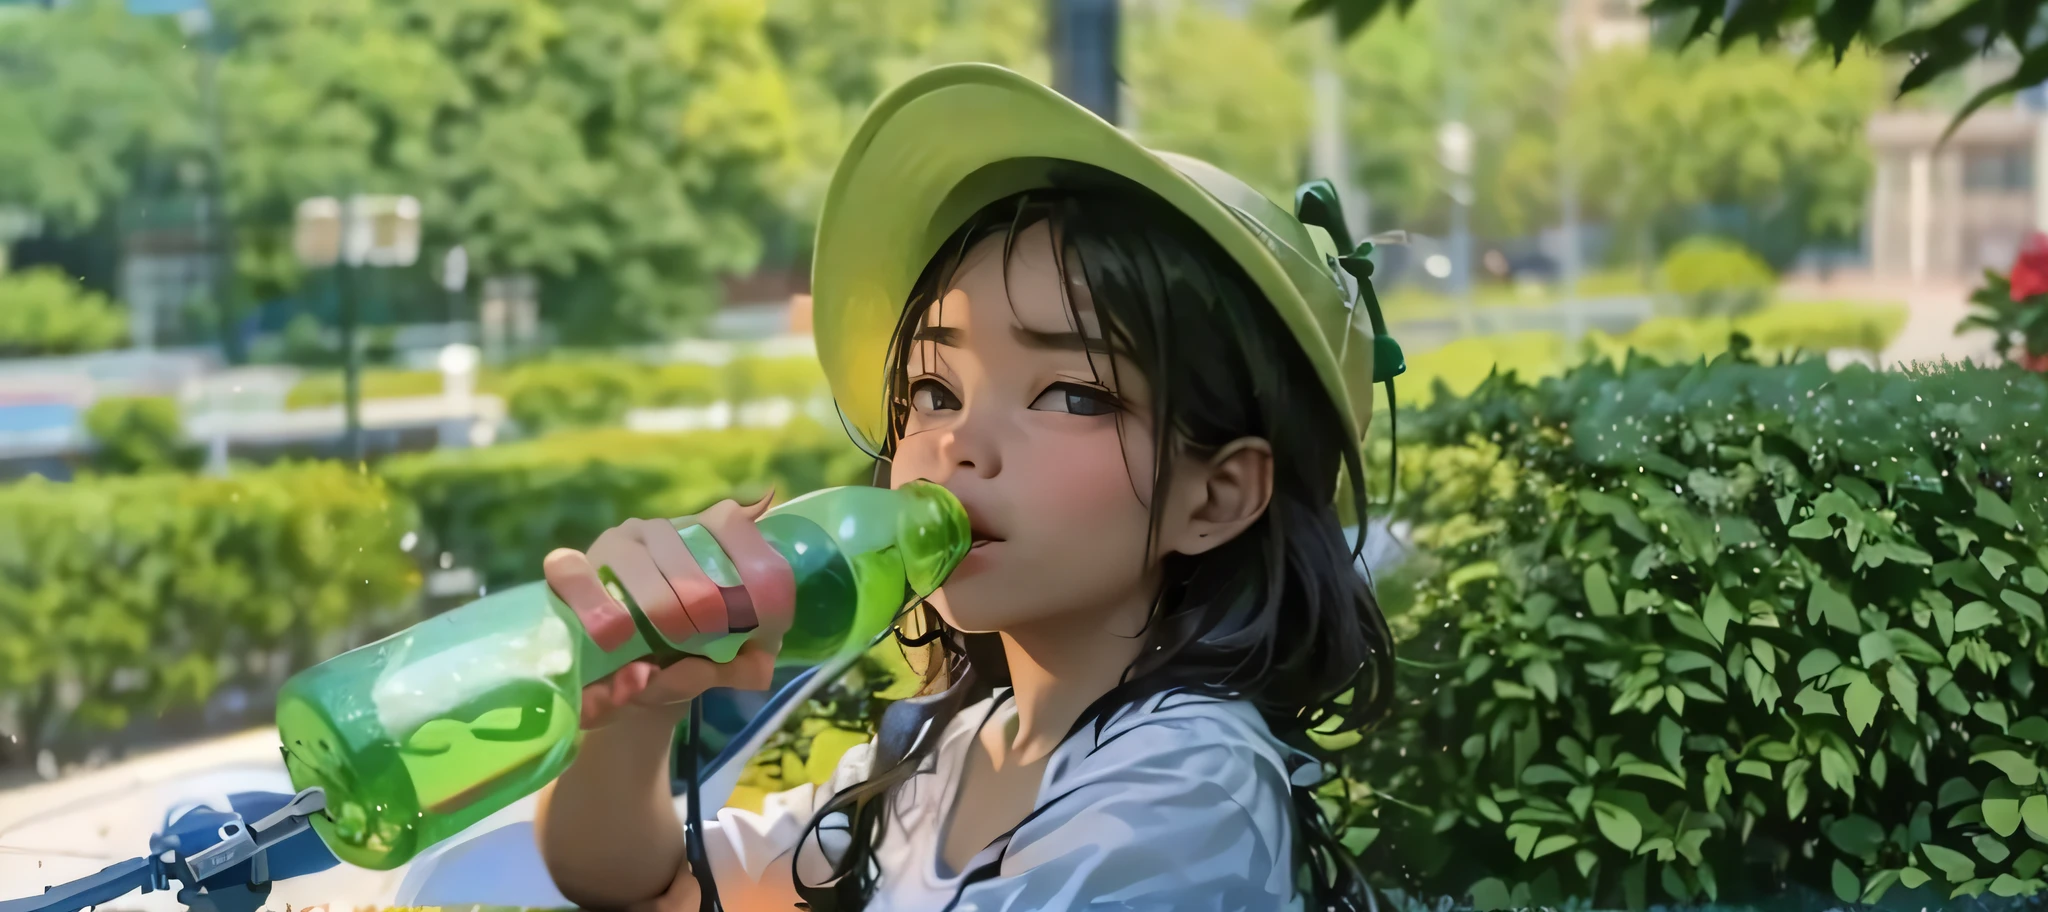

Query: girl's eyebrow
left=1012, top=326, right=1112, bottom=355
left=912, top=325, right=964, bottom=347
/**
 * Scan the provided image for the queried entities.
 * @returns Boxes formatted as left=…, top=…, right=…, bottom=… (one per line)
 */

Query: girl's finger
left=591, top=527, right=692, bottom=646
left=724, top=636, right=781, bottom=693
left=608, top=660, right=659, bottom=708
left=579, top=684, right=616, bottom=731
left=638, top=656, right=721, bottom=706
left=696, top=499, right=796, bottom=638
left=542, top=547, right=637, bottom=651
left=628, top=517, right=726, bottom=645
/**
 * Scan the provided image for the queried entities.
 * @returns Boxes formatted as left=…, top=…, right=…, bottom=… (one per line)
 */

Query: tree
left=1565, top=42, right=1881, bottom=265
left=1298, top=0, right=2044, bottom=132
left=1124, top=1, right=1311, bottom=203
left=214, top=0, right=808, bottom=344
left=0, top=0, right=199, bottom=234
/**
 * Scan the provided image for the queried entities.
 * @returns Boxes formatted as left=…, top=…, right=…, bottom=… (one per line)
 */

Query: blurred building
left=1867, top=62, right=2048, bottom=285
left=1573, top=0, right=1650, bottom=50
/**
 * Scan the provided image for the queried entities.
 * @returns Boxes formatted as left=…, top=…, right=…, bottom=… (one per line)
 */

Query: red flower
left=2011, top=233, right=2048, bottom=301
left=2025, top=351, right=2048, bottom=373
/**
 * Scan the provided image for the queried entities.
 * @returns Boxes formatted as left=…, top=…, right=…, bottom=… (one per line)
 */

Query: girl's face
left=887, top=222, right=1165, bottom=635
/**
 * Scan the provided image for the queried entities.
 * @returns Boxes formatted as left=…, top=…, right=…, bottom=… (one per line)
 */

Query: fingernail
left=743, top=488, right=776, bottom=516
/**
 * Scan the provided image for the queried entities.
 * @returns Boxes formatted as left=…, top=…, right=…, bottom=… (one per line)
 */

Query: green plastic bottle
left=275, top=481, right=970, bottom=871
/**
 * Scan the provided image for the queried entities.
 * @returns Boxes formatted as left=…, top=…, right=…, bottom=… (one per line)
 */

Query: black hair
left=794, top=165, right=1396, bottom=911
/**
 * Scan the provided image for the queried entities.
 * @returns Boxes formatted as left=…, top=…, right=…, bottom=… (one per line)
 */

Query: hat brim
left=811, top=63, right=1363, bottom=456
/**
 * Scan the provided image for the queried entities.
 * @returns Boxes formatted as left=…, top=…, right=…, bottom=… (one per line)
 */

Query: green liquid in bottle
left=277, top=480, right=969, bottom=870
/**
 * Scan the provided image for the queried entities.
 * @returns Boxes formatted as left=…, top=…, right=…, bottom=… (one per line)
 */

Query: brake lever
left=177, top=787, right=327, bottom=885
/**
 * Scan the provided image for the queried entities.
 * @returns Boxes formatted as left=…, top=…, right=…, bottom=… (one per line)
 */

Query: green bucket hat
left=811, top=62, right=1405, bottom=459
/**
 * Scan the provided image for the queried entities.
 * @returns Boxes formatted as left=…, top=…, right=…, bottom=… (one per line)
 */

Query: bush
left=83, top=396, right=196, bottom=474
left=379, top=421, right=874, bottom=591
left=1659, top=237, right=1777, bottom=319
left=728, top=354, right=831, bottom=404
left=284, top=369, right=447, bottom=410
left=1344, top=355, right=2048, bottom=909
left=1581, top=303, right=1912, bottom=367
left=496, top=359, right=645, bottom=434
left=0, top=464, right=419, bottom=760
left=0, top=267, right=128, bottom=357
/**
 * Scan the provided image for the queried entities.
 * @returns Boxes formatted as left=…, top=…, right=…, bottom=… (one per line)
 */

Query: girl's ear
left=1168, top=437, right=1274, bottom=556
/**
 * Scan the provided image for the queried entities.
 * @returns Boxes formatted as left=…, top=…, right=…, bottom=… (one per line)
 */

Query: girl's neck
left=990, top=595, right=1152, bottom=767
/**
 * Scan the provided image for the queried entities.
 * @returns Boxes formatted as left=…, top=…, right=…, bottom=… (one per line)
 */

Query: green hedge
left=283, top=369, right=447, bottom=410
left=379, top=421, right=874, bottom=591
left=1344, top=355, right=2048, bottom=910
left=83, top=396, right=197, bottom=474
left=0, top=267, right=128, bottom=357
left=0, top=464, right=418, bottom=757
left=284, top=356, right=830, bottom=435
left=1659, top=237, right=1776, bottom=319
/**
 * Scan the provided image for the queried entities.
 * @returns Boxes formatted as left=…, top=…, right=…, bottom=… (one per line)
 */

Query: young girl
left=534, top=63, right=1398, bottom=912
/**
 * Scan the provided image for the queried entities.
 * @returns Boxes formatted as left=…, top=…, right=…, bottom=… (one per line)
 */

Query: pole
left=340, top=253, right=363, bottom=464
left=1311, top=16, right=1369, bottom=240
left=338, top=195, right=364, bottom=464
left=194, top=2, right=239, bottom=362
left=1441, top=0, right=1476, bottom=334
left=1558, top=0, right=1585, bottom=342
left=1049, top=0, right=1122, bottom=125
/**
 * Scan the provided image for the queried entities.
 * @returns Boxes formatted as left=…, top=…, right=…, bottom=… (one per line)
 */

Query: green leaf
left=2015, top=716, right=2048, bottom=744
left=1575, top=848, right=1599, bottom=878
left=1887, top=628, right=1944, bottom=664
left=1795, top=684, right=1839, bottom=717
left=2027, top=566, right=2048, bottom=594
left=1845, top=674, right=1884, bottom=735
left=1468, top=877, right=1512, bottom=912
left=1476, top=794, right=1504, bottom=822
left=1857, top=630, right=1897, bottom=666
left=1808, top=580, right=1860, bottom=634
left=1736, top=759, right=1773, bottom=779
left=1987, top=789, right=2024, bottom=838
left=1990, top=874, right=2033, bottom=898
left=1984, top=546, right=2019, bottom=581
left=1797, top=648, right=1842, bottom=681
left=1977, top=487, right=2022, bottom=529
left=1507, top=823, right=1541, bottom=860
left=1827, top=814, right=1886, bottom=857
left=1956, top=600, right=2001, bottom=633
left=2023, top=795, right=2048, bottom=840
left=1341, top=826, right=1379, bottom=854
left=1789, top=516, right=1835, bottom=539
left=1658, top=716, right=1684, bottom=771
left=1593, top=801, right=1643, bottom=852
left=1922, top=843, right=1978, bottom=881
left=1493, top=679, right=1537, bottom=701
left=1976, top=834, right=2013, bottom=864
left=1978, top=701, right=2013, bottom=732
left=1974, top=750, right=2041, bottom=787
left=1617, top=761, right=1686, bottom=788
left=1900, top=866, right=1931, bottom=889
left=1524, top=660, right=1559, bottom=703
left=1703, top=585, right=1735, bottom=644
left=1887, top=663, right=1921, bottom=722
left=1568, top=784, right=1594, bottom=820
left=1522, top=764, right=1580, bottom=786
left=1939, top=777, right=1983, bottom=808
left=1447, top=560, right=1502, bottom=591
left=1584, top=564, right=1619, bottom=617
left=2003, top=589, right=2045, bottom=629
left=1532, top=834, right=1578, bottom=859
left=1832, top=859, right=1861, bottom=904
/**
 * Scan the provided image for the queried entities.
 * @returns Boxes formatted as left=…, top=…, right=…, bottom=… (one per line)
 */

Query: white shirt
left=698, top=688, right=1316, bottom=911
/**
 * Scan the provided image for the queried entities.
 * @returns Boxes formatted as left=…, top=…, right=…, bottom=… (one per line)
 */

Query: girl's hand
left=543, top=496, right=795, bottom=730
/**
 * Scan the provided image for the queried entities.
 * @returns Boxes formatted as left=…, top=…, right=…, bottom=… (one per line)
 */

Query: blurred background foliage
left=0, top=0, right=1900, bottom=351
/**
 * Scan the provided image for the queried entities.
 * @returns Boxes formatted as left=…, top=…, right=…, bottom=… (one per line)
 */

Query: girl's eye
left=909, top=378, right=962, bottom=412
left=1030, top=382, right=1120, bottom=417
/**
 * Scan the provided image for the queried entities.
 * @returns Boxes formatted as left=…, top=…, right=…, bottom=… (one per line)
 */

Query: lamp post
left=294, top=194, right=421, bottom=464
left=1049, top=0, right=1121, bottom=124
